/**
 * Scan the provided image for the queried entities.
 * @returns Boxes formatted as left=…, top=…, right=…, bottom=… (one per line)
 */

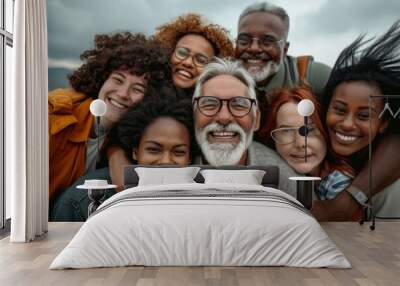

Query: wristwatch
left=346, top=185, right=368, bottom=206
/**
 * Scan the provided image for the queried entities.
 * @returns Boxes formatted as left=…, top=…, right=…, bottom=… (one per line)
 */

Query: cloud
left=282, top=0, right=400, bottom=66
left=47, top=0, right=400, bottom=86
left=46, top=0, right=246, bottom=77
left=48, top=58, right=81, bottom=70
left=301, top=0, right=400, bottom=34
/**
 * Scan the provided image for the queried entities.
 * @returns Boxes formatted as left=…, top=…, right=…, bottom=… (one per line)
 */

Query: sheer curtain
left=7, top=0, right=48, bottom=242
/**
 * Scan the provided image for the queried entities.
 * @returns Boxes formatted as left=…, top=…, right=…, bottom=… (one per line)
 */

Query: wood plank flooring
left=0, top=222, right=399, bottom=286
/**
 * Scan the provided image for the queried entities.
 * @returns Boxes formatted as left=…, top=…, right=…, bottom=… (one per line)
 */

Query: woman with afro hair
left=154, top=13, right=234, bottom=97
left=50, top=93, right=196, bottom=221
left=48, top=32, right=171, bottom=204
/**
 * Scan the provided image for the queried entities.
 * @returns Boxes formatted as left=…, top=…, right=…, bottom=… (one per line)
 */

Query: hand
left=311, top=190, right=362, bottom=221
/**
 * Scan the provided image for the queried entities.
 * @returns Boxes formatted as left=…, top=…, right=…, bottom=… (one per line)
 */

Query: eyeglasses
left=193, top=96, right=256, bottom=117
left=236, top=33, right=284, bottom=50
left=270, top=124, right=320, bottom=144
left=173, top=47, right=210, bottom=67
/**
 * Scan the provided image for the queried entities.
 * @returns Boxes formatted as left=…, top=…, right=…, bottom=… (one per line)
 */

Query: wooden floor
left=0, top=222, right=399, bottom=286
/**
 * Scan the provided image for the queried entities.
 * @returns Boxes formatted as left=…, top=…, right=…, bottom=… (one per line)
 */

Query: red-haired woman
left=259, top=85, right=353, bottom=176
left=258, top=85, right=360, bottom=220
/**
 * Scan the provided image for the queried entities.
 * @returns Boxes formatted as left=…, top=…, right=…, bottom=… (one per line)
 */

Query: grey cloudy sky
left=47, top=0, right=400, bottom=89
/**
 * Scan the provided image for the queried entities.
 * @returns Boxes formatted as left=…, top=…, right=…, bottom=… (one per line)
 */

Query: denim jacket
left=50, top=168, right=116, bottom=221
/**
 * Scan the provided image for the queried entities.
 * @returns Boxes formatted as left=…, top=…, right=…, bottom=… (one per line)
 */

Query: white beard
left=195, top=122, right=254, bottom=166
left=240, top=47, right=284, bottom=83
left=247, top=60, right=281, bottom=83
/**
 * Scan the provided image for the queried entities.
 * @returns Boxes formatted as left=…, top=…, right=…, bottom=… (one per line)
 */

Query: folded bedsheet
left=50, top=183, right=351, bottom=269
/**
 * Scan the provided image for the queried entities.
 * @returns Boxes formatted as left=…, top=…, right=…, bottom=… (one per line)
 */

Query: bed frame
left=123, top=165, right=280, bottom=189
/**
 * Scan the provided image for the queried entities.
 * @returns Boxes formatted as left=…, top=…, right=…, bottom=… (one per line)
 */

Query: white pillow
left=200, top=169, right=266, bottom=185
left=135, top=167, right=201, bottom=186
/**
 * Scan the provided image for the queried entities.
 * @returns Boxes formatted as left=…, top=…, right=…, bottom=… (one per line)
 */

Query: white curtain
left=7, top=0, right=48, bottom=242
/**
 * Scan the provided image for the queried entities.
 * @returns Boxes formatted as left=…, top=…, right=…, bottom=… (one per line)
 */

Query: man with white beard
left=192, top=58, right=297, bottom=197
left=235, top=2, right=331, bottom=102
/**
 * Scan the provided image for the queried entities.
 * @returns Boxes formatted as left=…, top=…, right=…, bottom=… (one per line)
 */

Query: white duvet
left=50, top=183, right=350, bottom=269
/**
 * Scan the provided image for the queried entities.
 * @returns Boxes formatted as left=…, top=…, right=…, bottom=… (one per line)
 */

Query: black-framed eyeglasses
left=173, top=46, right=210, bottom=67
left=236, top=33, right=284, bottom=50
left=270, top=124, right=320, bottom=144
left=193, top=96, right=256, bottom=117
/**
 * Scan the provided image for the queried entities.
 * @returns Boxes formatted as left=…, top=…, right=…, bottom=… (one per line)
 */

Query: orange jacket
left=48, top=89, right=94, bottom=201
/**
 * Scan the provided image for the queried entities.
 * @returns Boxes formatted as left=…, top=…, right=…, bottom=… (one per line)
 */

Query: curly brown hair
left=68, top=32, right=171, bottom=98
left=154, top=13, right=234, bottom=58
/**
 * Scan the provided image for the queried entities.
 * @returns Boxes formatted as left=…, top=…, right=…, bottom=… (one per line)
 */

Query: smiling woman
left=326, top=81, right=388, bottom=157
left=322, top=21, right=400, bottom=169
left=116, top=97, right=196, bottom=166
left=308, top=21, right=400, bottom=221
left=259, top=86, right=328, bottom=176
left=48, top=32, right=171, bottom=205
left=154, top=13, right=234, bottom=97
left=50, top=95, right=196, bottom=221
left=97, top=70, right=147, bottom=130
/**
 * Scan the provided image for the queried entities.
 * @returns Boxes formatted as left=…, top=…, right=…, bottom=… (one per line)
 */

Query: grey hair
left=238, top=2, right=290, bottom=39
left=193, top=57, right=257, bottom=101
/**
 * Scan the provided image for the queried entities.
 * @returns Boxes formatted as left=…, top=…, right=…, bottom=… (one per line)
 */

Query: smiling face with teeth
left=98, top=70, right=147, bottom=129
left=194, top=74, right=260, bottom=165
left=326, top=81, right=388, bottom=156
left=236, top=11, right=289, bottom=83
left=171, top=34, right=215, bottom=90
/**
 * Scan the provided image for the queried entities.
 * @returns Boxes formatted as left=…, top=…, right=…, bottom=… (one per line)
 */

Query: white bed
left=50, top=182, right=350, bottom=269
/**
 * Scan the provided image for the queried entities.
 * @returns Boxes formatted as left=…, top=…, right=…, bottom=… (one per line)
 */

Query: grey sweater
left=195, top=141, right=299, bottom=198
left=247, top=141, right=298, bottom=197
left=257, top=55, right=331, bottom=101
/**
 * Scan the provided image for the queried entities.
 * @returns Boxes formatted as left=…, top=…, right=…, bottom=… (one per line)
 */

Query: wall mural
left=47, top=0, right=400, bottom=222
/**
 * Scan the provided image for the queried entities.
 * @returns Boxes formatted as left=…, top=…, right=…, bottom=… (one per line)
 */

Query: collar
left=49, top=89, right=94, bottom=142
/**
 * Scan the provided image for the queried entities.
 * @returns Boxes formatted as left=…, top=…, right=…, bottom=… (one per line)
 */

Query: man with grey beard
left=235, top=2, right=331, bottom=102
left=192, top=58, right=297, bottom=197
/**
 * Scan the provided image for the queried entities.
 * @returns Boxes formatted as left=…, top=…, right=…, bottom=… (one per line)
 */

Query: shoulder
left=48, top=88, right=88, bottom=102
left=292, top=55, right=331, bottom=79
left=249, top=141, right=298, bottom=173
left=48, top=88, right=93, bottom=135
left=307, top=58, right=331, bottom=76
left=266, top=55, right=331, bottom=88
left=49, top=88, right=91, bottom=114
left=250, top=141, right=275, bottom=153
left=298, top=56, right=332, bottom=99
left=249, top=141, right=284, bottom=163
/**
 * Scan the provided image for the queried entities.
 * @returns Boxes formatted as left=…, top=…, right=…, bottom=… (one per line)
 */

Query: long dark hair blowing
left=111, top=89, right=197, bottom=163
left=323, top=20, right=400, bottom=133
left=68, top=32, right=172, bottom=98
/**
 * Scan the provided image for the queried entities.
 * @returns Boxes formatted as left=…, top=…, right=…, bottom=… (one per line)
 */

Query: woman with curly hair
left=51, top=94, right=195, bottom=221
left=107, top=14, right=235, bottom=189
left=48, top=32, right=171, bottom=203
left=154, top=13, right=234, bottom=96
